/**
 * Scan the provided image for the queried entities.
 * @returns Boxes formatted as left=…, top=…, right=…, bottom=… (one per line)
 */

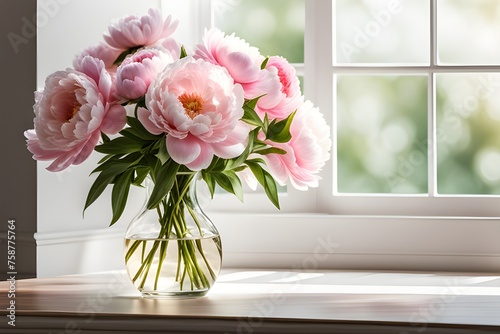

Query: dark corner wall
left=0, top=0, right=37, bottom=280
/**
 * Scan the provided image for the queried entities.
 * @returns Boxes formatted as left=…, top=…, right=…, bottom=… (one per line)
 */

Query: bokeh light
left=337, top=75, right=428, bottom=194
left=437, top=74, right=500, bottom=194
left=335, top=0, right=429, bottom=64
left=438, top=0, right=500, bottom=65
left=214, top=0, right=305, bottom=63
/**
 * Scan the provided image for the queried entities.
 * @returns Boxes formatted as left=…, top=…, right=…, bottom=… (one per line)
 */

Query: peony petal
left=103, top=9, right=179, bottom=49
left=166, top=135, right=202, bottom=165
left=212, top=122, right=248, bottom=159
left=72, top=131, right=100, bottom=165
left=28, top=67, right=129, bottom=172
left=220, top=52, right=257, bottom=83
left=144, top=57, right=250, bottom=170
left=25, top=130, right=64, bottom=160
left=101, top=104, right=127, bottom=135
left=184, top=141, right=214, bottom=171
left=137, top=107, right=164, bottom=135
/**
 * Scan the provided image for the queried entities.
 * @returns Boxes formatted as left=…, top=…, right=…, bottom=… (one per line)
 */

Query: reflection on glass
left=335, top=0, right=429, bottom=64
left=336, top=75, right=428, bottom=193
left=214, top=0, right=304, bottom=63
left=436, top=73, right=500, bottom=194
left=438, top=0, right=500, bottom=65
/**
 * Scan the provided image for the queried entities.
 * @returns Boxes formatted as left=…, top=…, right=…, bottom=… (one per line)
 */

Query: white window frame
left=320, top=0, right=500, bottom=217
left=201, top=0, right=500, bottom=273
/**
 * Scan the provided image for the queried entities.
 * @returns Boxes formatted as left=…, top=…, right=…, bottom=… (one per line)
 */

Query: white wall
left=35, top=0, right=201, bottom=277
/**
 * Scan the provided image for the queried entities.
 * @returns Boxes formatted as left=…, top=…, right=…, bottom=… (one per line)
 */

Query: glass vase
left=124, top=173, right=222, bottom=298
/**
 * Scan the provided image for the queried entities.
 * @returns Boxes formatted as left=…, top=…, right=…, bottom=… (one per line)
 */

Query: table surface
left=1, top=269, right=500, bottom=333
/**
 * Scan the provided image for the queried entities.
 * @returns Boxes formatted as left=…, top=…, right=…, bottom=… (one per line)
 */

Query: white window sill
left=1, top=269, right=499, bottom=333
left=34, top=214, right=500, bottom=277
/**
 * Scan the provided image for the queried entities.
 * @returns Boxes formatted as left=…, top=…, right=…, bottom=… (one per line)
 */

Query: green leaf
left=263, top=113, right=271, bottom=131
left=213, top=171, right=243, bottom=202
left=146, top=160, right=180, bottom=209
left=91, top=152, right=142, bottom=174
left=110, top=169, right=134, bottom=226
left=201, top=173, right=216, bottom=199
left=97, top=154, right=115, bottom=164
left=266, top=111, right=296, bottom=143
left=144, top=155, right=161, bottom=182
left=205, top=157, right=226, bottom=173
left=94, top=137, right=144, bottom=155
left=252, top=140, right=267, bottom=151
left=255, top=147, right=287, bottom=156
left=101, top=132, right=110, bottom=143
left=84, top=172, right=115, bottom=214
left=113, top=46, right=141, bottom=66
left=125, top=116, right=162, bottom=141
left=226, top=128, right=256, bottom=170
left=84, top=154, right=143, bottom=213
left=261, top=169, right=280, bottom=209
left=119, top=128, right=146, bottom=143
left=224, top=171, right=244, bottom=202
left=246, top=160, right=280, bottom=209
left=180, top=45, right=188, bottom=59
left=260, top=57, right=269, bottom=70
left=242, top=96, right=265, bottom=127
left=133, top=167, right=150, bottom=187
left=232, top=166, right=247, bottom=173
left=156, top=136, right=170, bottom=164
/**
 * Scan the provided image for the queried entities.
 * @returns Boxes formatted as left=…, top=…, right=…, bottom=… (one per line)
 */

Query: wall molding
left=35, top=227, right=126, bottom=246
left=35, top=214, right=500, bottom=277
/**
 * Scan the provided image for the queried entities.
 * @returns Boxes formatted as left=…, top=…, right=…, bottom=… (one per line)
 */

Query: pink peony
left=138, top=57, right=248, bottom=170
left=257, top=56, right=303, bottom=119
left=25, top=61, right=126, bottom=172
left=262, top=101, right=331, bottom=190
left=74, top=56, right=118, bottom=102
left=194, top=28, right=280, bottom=101
left=116, top=47, right=174, bottom=100
left=73, top=42, right=122, bottom=73
left=103, top=8, right=179, bottom=52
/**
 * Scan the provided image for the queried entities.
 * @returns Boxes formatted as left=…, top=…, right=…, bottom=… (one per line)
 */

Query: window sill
left=34, top=214, right=500, bottom=277
left=1, top=269, right=499, bottom=333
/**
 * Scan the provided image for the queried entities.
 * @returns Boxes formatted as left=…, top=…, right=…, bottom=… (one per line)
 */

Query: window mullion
left=429, top=0, right=438, bottom=196
left=431, top=0, right=438, bottom=65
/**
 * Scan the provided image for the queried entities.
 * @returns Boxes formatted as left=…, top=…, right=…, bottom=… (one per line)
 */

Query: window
left=205, top=0, right=500, bottom=217
left=201, top=0, right=500, bottom=272
left=321, top=0, right=500, bottom=217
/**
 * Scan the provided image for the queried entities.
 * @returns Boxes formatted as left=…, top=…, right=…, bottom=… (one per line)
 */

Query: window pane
left=336, top=75, right=428, bottom=193
left=335, top=0, right=429, bottom=64
left=438, top=0, right=500, bottom=65
left=436, top=73, right=500, bottom=194
left=213, top=0, right=304, bottom=63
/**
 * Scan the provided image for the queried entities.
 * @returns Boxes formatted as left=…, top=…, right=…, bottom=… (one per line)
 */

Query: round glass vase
left=124, top=173, right=222, bottom=298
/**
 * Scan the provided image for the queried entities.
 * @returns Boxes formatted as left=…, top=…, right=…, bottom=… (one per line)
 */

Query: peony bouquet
left=25, top=8, right=331, bottom=296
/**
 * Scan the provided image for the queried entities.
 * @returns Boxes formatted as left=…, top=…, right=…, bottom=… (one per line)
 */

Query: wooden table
left=1, top=269, right=500, bottom=333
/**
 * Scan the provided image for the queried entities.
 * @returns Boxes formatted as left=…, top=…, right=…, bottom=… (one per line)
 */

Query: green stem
left=196, top=239, right=216, bottom=280
left=126, top=173, right=218, bottom=293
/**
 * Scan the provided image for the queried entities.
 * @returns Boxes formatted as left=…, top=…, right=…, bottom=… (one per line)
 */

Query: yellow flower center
left=67, top=100, right=80, bottom=122
left=178, top=92, right=204, bottom=119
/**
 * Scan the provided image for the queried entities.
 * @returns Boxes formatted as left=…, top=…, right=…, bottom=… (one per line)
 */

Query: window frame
left=317, top=0, right=500, bottom=217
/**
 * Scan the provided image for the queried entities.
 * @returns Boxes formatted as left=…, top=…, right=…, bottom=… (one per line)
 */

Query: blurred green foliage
left=214, top=0, right=304, bottom=63
left=436, top=74, right=500, bottom=194
left=337, top=76, right=428, bottom=193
